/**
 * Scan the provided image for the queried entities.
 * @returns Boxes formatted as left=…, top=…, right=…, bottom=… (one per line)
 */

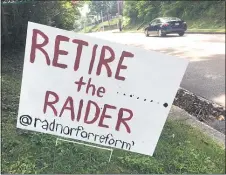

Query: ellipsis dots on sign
left=116, top=92, right=168, bottom=108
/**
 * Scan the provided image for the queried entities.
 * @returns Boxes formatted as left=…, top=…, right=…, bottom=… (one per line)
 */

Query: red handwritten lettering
left=30, top=29, right=50, bottom=65
left=52, top=35, right=69, bottom=69
left=98, top=104, right=116, bottom=128
left=115, top=51, right=134, bottom=81
left=96, top=46, right=115, bottom=77
left=116, top=108, right=133, bottom=133
left=43, top=91, right=59, bottom=116
left=84, top=100, right=100, bottom=124
left=72, top=39, right=88, bottom=71
left=59, top=96, right=75, bottom=121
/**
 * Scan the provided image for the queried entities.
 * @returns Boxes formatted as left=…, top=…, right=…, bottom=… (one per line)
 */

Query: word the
left=75, top=77, right=105, bottom=98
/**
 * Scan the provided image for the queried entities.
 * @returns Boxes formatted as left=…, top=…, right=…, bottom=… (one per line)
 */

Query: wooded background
left=123, top=1, right=225, bottom=29
left=1, top=0, right=83, bottom=49
left=2, top=1, right=225, bottom=49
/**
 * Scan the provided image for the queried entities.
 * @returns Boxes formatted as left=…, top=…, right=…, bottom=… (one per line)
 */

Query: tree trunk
left=1, top=6, right=10, bottom=48
left=107, top=13, right=110, bottom=26
left=12, top=5, right=19, bottom=40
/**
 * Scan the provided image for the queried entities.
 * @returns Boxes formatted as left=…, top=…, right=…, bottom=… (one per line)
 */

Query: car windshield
left=161, top=17, right=181, bottom=22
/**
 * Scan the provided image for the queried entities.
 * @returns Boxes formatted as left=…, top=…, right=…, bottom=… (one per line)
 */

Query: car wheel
left=179, top=32, right=184, bottom=36
left=145, top=30, right=149, bottom=37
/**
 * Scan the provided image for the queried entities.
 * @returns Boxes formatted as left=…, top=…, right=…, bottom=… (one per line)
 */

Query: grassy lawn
left=1, top=50, right=225, bottom=174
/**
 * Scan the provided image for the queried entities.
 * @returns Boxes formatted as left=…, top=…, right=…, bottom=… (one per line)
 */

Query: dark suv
left=144, top=17, right=187, bottom=37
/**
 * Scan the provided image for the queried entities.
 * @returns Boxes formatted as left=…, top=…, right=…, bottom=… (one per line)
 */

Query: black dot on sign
left=124, top=93, right=126, bottom=96
left=117, top=92, right=119, bottom=94
left=130, top=95, right=132, bottom=97
left=163, top=103, right=168, bottom=108
left=150, top=100, right=153, bottom=102
left=137, top=97, right=139, bottom=99
left=144, top=99, right=146, bottom=101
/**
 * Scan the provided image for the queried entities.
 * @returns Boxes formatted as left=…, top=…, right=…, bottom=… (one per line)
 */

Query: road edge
left=112, top=31, right=225, bottom=34
left=168, top=105, right=225, bottom=148
left=186, top=31, right=225, bottom=34
left=173, top=88, right=225, bottom=134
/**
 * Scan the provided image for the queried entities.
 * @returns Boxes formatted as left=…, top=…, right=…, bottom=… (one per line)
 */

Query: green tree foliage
left=52, top=1, right=82, bottom=30
left=123, top=1, right=138, bottom=24
left=1, top=1, right=82, bottom=49
left=123, top=1, right=225, bottom=28
left=88, top=1, right=117, bottom=16
left=88, top=1, right=117, bottom=25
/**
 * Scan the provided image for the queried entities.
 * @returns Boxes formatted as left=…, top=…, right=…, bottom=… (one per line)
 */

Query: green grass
left=187, top=28, right=225, bottom=33
left=121, top=26, right=225, bottom=34
left=186, top=19, right=225, bottom=30
left=120, top=28, right=225, bottom=33
left=1, top=50, right=225, bottom=174
left=79, top=17, right=119, bottom=33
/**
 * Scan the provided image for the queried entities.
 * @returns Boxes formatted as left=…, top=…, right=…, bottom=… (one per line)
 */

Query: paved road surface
left=87, top=32, right=225, bottom=106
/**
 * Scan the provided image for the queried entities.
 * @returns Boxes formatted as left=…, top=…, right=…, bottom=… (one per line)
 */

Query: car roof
left=159, top=17, right=181, bottom=21
left=148, top=17, right=181, bottom=25
left=150, top=17, right=181, bottom=22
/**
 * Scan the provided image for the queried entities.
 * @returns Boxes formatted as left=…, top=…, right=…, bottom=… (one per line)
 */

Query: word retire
left=30, top=29, right=134, bottom=81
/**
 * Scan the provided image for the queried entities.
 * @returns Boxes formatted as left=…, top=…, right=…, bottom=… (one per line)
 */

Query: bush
left=1, top=1, right=82, bottom=49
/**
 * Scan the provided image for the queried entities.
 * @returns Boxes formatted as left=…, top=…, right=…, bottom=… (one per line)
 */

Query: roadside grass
left=112, top=19, right=226, bottom=33
left=186, top=19, right=225, bottom=30
left=79, top=17, right=119, bottom=33
left=121, top=25, right=225, bottom=33
left=118, top=28, right=226, bottom=34
left=1, top=50, right=225, bottom=174
left=186, top=28, right=225, bottom=33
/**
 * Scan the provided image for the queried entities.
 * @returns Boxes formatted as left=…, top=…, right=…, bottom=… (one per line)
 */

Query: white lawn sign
left=17, top=22, right=188, bottom=156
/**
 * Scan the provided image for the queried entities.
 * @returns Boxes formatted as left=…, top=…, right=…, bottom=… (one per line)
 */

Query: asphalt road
left=87, top=32, right=225, bottom=107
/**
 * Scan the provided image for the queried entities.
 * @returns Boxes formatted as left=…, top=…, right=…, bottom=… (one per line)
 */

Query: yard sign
left=17, top=22, right=188, bottom=156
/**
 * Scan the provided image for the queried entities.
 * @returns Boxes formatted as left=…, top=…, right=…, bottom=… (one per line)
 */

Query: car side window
left=156, top=19, right=161, bottom=24
left=150, top=20, right=156, bottom=26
